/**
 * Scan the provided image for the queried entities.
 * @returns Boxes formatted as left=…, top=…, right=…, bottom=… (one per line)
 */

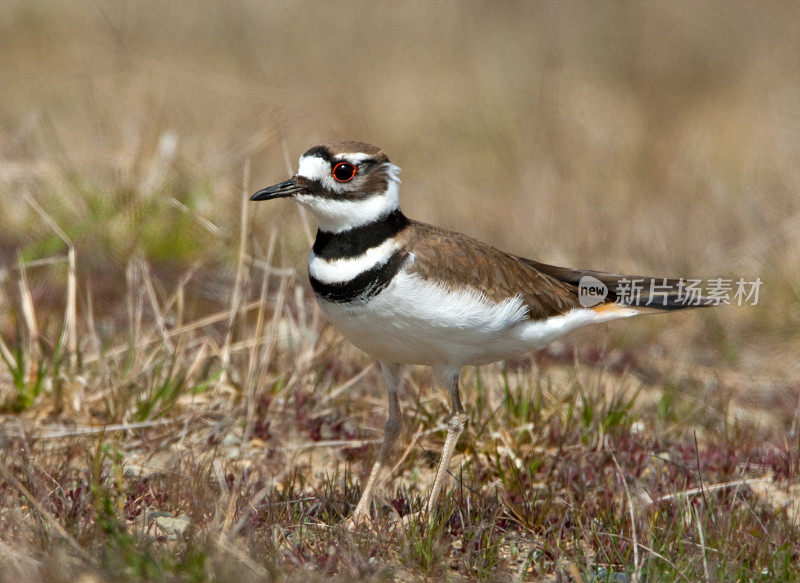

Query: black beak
left=250, top=178, right=307, bottom=201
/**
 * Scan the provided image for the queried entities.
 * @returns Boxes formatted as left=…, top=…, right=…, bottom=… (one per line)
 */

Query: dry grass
left=1, top=2, right=799, bottom=581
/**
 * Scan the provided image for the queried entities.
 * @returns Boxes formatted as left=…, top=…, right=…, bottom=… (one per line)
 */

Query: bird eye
left=332, top=162, right=357, bottom=182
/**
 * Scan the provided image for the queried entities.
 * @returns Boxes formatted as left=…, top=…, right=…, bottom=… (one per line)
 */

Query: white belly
left=315, top=269, right=637, bottom=367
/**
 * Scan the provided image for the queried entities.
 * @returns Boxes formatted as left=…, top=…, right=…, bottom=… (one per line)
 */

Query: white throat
left=295, top=160, right=402, bottom=233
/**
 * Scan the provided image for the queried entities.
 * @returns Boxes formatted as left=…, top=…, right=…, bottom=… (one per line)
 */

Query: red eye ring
left=332, top=162, right=357, bottom=182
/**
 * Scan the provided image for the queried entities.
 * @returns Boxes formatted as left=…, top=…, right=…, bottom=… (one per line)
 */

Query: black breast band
left=312, top=209, right=410, bottom=260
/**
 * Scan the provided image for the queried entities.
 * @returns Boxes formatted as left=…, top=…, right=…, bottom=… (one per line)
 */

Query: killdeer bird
left=251, top=141, right=706, bottom=524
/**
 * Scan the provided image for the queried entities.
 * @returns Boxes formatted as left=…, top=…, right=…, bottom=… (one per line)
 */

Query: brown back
left=400, top=221, right=582, bottom=321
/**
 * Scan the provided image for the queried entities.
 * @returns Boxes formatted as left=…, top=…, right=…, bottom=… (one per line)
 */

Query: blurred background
left=1, top=1, right=798, bottom=379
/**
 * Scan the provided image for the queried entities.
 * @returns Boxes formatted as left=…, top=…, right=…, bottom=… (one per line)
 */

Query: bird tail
left=520, top=258, right=713, bottom=312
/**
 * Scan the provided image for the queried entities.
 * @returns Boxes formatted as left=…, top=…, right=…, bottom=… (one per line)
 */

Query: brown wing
left=400, top=221, right=582, bottom=321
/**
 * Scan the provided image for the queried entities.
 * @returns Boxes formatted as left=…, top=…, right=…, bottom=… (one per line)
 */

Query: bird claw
left=342, top=509, right=375, bottom=531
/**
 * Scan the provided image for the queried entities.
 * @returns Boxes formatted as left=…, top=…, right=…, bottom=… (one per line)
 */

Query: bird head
left=251, top=141, right=401, bottom=233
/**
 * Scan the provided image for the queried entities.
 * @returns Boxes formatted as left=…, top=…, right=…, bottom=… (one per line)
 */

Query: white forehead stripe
left=297, top=154, right=345, bottom=193
left=297, top=155, right=331, bottom=182
left=334, top=152, right=373, bottom=164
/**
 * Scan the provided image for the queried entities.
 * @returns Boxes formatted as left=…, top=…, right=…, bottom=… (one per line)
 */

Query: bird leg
left=425, top=366, right=466, bottom=518
left=349, top=362, right=403, bottom=526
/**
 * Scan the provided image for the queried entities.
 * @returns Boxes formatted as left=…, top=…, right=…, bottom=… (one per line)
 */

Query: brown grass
left=0, top=2, right=799, bottom=580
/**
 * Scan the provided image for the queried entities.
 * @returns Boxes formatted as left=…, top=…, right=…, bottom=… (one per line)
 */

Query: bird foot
left=342, top=509, right=377, bottom=531
left=389, top=504, right=439, bottom=533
